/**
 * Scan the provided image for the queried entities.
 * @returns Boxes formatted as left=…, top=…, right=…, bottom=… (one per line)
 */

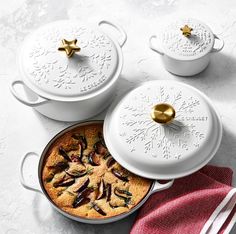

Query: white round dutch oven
left=149, top=18, right=224, bottom=76
left=20, top=80, right=222, bottom=224
left=10, top=20, right=127, bottom=121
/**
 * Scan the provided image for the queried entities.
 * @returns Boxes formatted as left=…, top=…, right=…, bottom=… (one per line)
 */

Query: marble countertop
left=1, top=0, right=236, bottom=233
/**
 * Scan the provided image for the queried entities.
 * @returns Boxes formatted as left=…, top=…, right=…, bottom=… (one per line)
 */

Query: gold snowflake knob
left=58, top=39, right=81, bottom=58
left=180, top=25, right=193, bottom=37
left=151, top=103, right=175, bottom=124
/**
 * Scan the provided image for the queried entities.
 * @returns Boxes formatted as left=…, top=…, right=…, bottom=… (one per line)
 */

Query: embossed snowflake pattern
left=89, top=33, right=111, bottom=48
left=30, top=60, right=58, bottom=84
left=26, top=24, right=113, bottom=92
left=119, top=86, right=207, bottom=160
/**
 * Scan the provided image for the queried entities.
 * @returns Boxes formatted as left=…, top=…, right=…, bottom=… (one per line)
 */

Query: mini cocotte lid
left=160, top=18, right=215, bottom=60
left=104, top=80, right=222, bottom=180
left=18, top=20, right=122, bottom=101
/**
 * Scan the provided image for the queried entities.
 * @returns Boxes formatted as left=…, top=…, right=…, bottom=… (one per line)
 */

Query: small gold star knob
left=180, top=25, right=193, bottom=37
left=58, top=39, right=81, bottom=58
left=151, top=103, right=175, bottom=124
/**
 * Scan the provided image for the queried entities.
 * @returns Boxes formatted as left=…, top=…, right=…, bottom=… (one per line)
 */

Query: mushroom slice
left=58, top=147, right=71, bottom=162
left=96, top=179, right=106, bottom=200
left=91, top=202, right=107, bottom=216
left=112, top=169, right=129, bottom=182
left=106, top=157, right=116, bottom=168
left=88, top=151, right=100, bottom=166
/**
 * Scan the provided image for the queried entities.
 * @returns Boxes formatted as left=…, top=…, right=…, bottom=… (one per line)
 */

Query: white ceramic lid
left=161, top=18, right=214, bottom=60
left=19, top=20, right=122, bottom=101
left=104, top=80, right=222, bottom=180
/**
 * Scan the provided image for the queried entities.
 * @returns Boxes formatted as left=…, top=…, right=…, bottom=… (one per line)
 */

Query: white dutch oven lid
left=160, top=18, right=214, bottom=60
left=104, top=80, right=222, bottom=180
left=19, top=20, right=122, bottom=101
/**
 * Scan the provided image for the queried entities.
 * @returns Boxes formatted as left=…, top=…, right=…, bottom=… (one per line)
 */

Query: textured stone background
left=0, top=0, right=236, bottom=233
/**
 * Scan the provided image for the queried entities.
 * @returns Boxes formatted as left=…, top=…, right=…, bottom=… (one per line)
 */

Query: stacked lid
left=104, top=80, right=222, bottom=179
left=19, top=20, right=122, bottom=101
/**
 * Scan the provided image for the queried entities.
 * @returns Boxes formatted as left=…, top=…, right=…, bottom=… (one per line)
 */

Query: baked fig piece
left=103, top=153, right=111, bottom=160
left=109, top=201, right=128, bottom=209
left=65, top=168, right=87, bottom=178
left=106, top=183, right=112, bottom=202
left=53, top=177, right=75, bottom=188
left=72, top=134, right=87, bottom=165
left=112, top=168, right=129, bottom=182
left=96, top=179, right=106, bottom=200
left=115, top=188, right=132, bottom=197
left=59, top=147, right=71, bottom=162
left=48, top=161, right=69, bottom=173
left=72, top=134, right=87, bottom=149
left=106, top=157, right=116, bottom=168
left=73, top=187, right=94, bottom=208
left=88, top=151, right=100, bottom=166
left=91, top=202, right=107, bottom=216
left=93, top=141, right=107, bottom=156
left=73, top=196, right=90, bottom=208
left=114, top=187, right=132, bottom=207
left=70, top=154, right=81, bottom=163
left=74, top=178, right=90, bottom=193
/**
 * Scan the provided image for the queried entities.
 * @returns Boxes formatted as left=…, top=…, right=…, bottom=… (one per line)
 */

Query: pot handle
left=151, top=180, right=174, bottom=194
left=10, top=80, right=49, bottom=107
left=211, top=34, right=224, bottom=53
left=20, top=152, right=42, bottom=194
left=149, top=35, right=164, bottom=56
left=98, top=20, right=127, bottom=47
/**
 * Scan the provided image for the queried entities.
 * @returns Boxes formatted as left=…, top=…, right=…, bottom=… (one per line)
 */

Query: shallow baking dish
left=20, top=120, right=173, bottom=224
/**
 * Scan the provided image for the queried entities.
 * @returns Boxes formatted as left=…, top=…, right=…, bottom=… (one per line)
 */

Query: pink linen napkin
left=130, top=165, right=236, bottom=234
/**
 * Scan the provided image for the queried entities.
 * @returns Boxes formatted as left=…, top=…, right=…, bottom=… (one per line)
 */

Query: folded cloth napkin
left=130, top=165, right=236, bottom=234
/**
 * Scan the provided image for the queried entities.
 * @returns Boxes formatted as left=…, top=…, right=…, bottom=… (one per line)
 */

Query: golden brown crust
left=42, top=123, right=152, bottom=219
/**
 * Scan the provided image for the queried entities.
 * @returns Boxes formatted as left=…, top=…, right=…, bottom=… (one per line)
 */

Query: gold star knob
left=58, top=39, right=81, bottom=58
left=151, top=103, right=175, bottom=124
left=180, top=25, right=193, bottom=37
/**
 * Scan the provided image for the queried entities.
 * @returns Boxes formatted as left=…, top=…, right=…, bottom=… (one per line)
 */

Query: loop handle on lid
left=98, top=20, right=127, bottom=47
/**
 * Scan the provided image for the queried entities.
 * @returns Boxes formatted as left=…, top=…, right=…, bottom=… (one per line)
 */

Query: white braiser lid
left=19, top=20, right=122, bottom=101
left=161, top=18, right=215, bottom=60
left=104, top=80, right=222, bottom=180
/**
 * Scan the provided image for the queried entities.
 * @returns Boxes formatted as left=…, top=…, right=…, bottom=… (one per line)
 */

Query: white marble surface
left=0, top=0, right=236, bottom=233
